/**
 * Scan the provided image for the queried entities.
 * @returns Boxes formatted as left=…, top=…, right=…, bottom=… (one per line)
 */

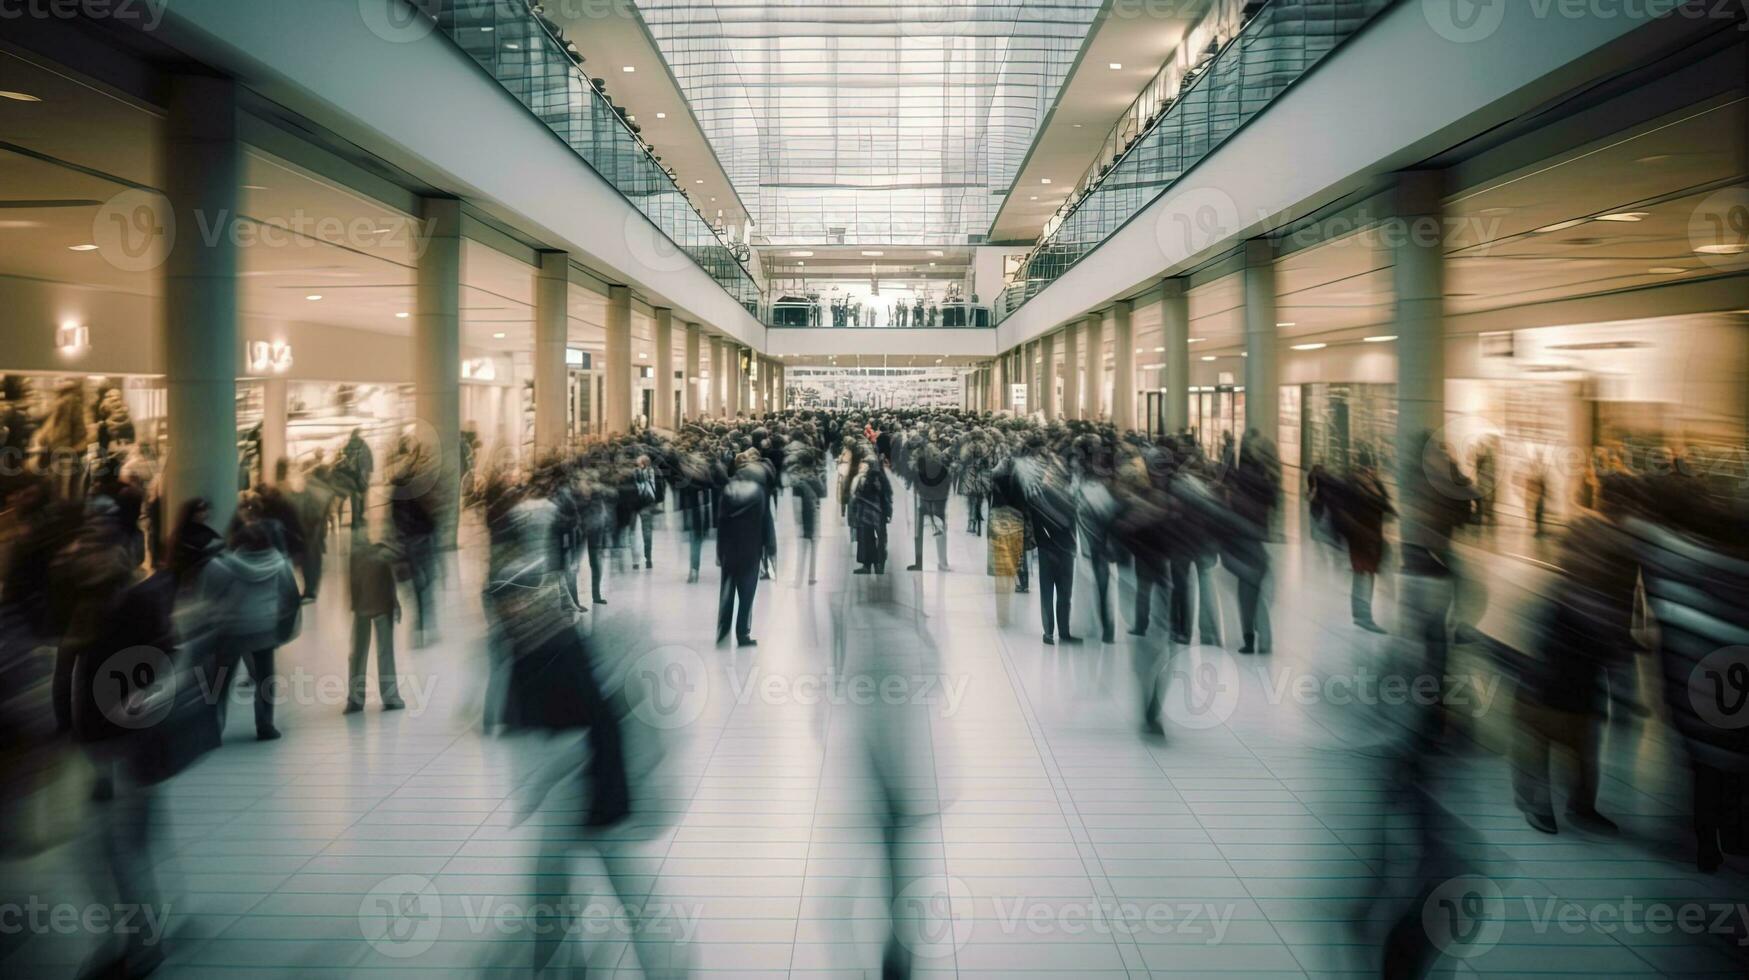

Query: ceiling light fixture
left=862, top=250, right=884, bottom=257
left=493, top=331, right=507, bottom=339
left=1040, top=178, right=1053, bottom=185
left=1291, top=342, right=1327, bottom=351
left=790, top=250, right=813, bottom=257
left=68, top=244, right=100, bottom=252
left=1201, top=355, right=1217, bottom=362
left=305, top=294, right=324, bottom=301
left=0, top=91, right=41, bottom=102
left=1648, top=266, right=1687, bottom=274
left=1595, top=212, right=1650, bottom=222
left=1276, top=322, right=1296, bottom=328
left=1108, top=63, right=1123, bottom=70
left=1696, top=244, right=1747, bottom=256
left=1364, top=335, right=1398, bottom=343
left=655, top=112, right=666, bottom=119
left=396, top=312, right=410, bottom=319
left=1188, top=337, right=1206, bottom=343
left=622, top=65, right=636, bottom=72
left=1533, top=219, right=1588, bottom=234
left=1154, top=346, right=1166, bottom=353
left=694, top=179, right=704, bottom=184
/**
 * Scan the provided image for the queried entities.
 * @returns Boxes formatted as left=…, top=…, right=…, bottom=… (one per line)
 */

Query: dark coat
left=717, top=476, right=775, bottom=570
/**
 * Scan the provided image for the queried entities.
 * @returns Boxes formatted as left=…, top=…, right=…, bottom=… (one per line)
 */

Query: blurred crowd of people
left=2, top=395, right=1746, bottom=977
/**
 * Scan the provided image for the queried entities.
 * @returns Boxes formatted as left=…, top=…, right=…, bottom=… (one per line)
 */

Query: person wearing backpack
left=200, top=521, right=298, bottom=741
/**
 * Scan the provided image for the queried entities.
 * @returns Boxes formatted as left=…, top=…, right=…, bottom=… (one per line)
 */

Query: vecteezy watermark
left=1424, top=876, right=1749, bottom=959
left=1153, top=186, right=1244, bottom=260
left=989, top=898, right=1237, bottom=944
left=625, top=645, right=710, bottom=730
left=358, top=876, right=703, bottom=959
left=0, top=0, right=167, bottom=30
left=0, top=898, right=171, bottom=946
left=1689, top=187, right=1749, bottom=270
left=91, top=190, right=433, bottom=274
left=724, top=669, right=972, bottom=716
left=1159, top=649, right=1243, bottom=730
left=1424, top=0, right=1749, bottom=44
left=1250, top=665, right=1504, bottom=718
left=890, top=875, right=975, bottom=960
left=1690, top=646, right=1749, bottom=731
left=92, top=646, right=443, bottom=729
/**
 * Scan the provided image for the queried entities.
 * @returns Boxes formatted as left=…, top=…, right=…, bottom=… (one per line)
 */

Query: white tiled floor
left=4, top=493, right=1746, bottom=978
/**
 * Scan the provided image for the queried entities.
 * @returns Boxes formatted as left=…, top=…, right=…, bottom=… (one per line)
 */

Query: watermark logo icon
left=1689, top=186, right=1749, bottom=270
left=1154, top=186, right=1242, bottom=260
left=1691, top=646, right=1749, bottom=731
left=359, top=875, right=442, bottom=958
left=1422, top=875, right=1505, bottom=958
left=93, top=189, right=174, bottom=273
left=1423, top=0, right=1508, bottom=43
left=624, top=211, right=695, bottom=276
left=1162, top=649, right=1242, bottom=730
left=359, top=0, right=438, bottom=44
left=891, top=874, right=974, bottom=959
left=92, top=646, right=176, bottom=730
left=626, top=645, right=709, bottom=730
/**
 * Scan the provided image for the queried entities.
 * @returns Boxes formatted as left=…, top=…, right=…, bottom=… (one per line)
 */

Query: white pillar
left=1394, top=171, right=1449, bottom=547
left=534, top=251, right=570, bottom=452
left=1024, top=342, right=1037, bottom=417
left=260, top=378, right=287, bottom=481
left=604, top=285, right=631, bottom=434
left=684, top=322, right=701, bottom=420
left=1039, top=332, right=1057, bottom=420
left=1084, top=313, right=1105, bottom=420
left=708, top=336, right=723, bottom=416
left=1112, top=301, right=1135, bottom=431
left=654, top=308, right=675, bottom=429
left=161, top=76, right=241, bottom=531
left=1062, top=321, right=1080, bottom=421
left=1161, top=279, right=1190, bottom=434
left=416, top=196, right=463, bottom=547
left=1242, top=239, right=1278, bottom=447
left=994, top=355, right=1009, bottom=414
left=727, top=344, right=742, bottom=416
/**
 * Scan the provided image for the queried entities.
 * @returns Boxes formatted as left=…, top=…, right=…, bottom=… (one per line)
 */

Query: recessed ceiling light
left=306, top=294, right=324, bottom=301
left=1072, top=124, right=1083, bottom=129
left=694, top=179, right=704, bottom=184
left=638, top=352, right=647, bottom=358
left=1636, top=154, right=1673, bottom=164
left=1109, top=63, right=1123, bottom=70
left=929, top=250, right=945, bottom=257
left=1275, top=322, right=1296, bottom=328
left=1030, top=196, right=1039, bottom=201
left=1364, top=335, right=1398, bottom=343
left=1201, top=355, right=1217, bottom=361
left=790, top=250, right=814, bottom=257
left=396, top=312, right=410, bottom=319
left=862, top=250, right=884, bottom=257
left=1595, top=212, right=1650, bottom=222
left=1534, top=219, right=1588, bottom=234
left=1648, top=266, right=1687, bottom=274
left=0, top=91, right=41, bottom=102
left=797, top=261, right=805, bottom=266
left=1478, top=207, right=1513, bottom=216
left=1134, top=348, right=1144, bottom=354
left=1040, top=178, right=1053, bottom=185
left=929, top=262, right=936, bottom=267
left=493, top=332, right=506, bottom=339
left=1154, top=347, right=1166, bottom=353
left=505, top=42, right=520, bottom=50
left=68, top=244, right=100, bottom=252
left=622, top=65, right=636, bottom=72
left=243, top=184, right=268, bottom=191
left=1696, top=244, right=1747, bottom=256
left=655, top=112, right=666, bottom=119
left=1291, top=343, right=1327, bottom=351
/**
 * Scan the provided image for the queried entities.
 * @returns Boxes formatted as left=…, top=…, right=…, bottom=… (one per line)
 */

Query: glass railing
left=766, top=301, right=993, bottom=329
left=417, top=0, right=763, bottom=316
left=996, top=0, right=1393, bottom=322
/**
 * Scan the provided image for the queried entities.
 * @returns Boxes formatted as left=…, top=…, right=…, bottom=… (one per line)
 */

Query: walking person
left=344, top=528, right=404, bottom=713
left=1332, top=449, right=1393, bottom=633
left=1224, top=430, right=1279, bottom=654
left=907, top=429, right=953, bottom=572
left=632, top=454, right=660, bottom=570
left=201, top=521, right=299, bottom=741
left=339, top=427, right=373, bottom=528
left=850, top=447, right=894, bottom=576
left=1020, top=450, right=1079, bottom=645
left=717, top=450, right=775, bottom=646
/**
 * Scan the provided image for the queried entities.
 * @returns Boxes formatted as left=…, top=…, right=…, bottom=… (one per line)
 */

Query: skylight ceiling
left=634, top=0, right=1102, bottom=247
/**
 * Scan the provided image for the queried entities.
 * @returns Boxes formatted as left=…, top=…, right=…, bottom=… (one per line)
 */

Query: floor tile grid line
left=792, top=582, right=837, bottom=976
left=987, top=624, right=1152, bottom=978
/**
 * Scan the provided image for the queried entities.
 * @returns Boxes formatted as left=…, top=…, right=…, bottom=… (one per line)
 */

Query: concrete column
left=727, top=345, right=742, bottom=416
left=1040, top=333, right=1057, bottom=420
left=416, top=196, right=463, bottom=546
left=1161, top=279, right=1189, bottom=434
left=684, top=322, right=701, bottom=420
left=604, top=285, right=631, bottom=434
left=1112, top=300, right=1135, bottom=431
left=1394, top=171, right=1449, bottom=546
left=707, top=336, right=723, bottom=416
left=1000, top=351, right=1014, bottom=413
left=1023, top=342, right=1037, bottom=417
left=1061, top=322, right=1080, bottom=421
left=534, top=251, right=570, bottom=452
left=1084, top=313, right=1105, bottom=420
left=1242, top=239, right=1279, bottom=447
left=653, top=308, right=675, bottom=429
left=161, top=76, right=241, bottom=532
left=260, top=378, right=287, bottom=481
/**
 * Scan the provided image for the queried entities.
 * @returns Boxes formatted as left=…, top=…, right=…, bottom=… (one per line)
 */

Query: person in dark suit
left=716, top=451, right=775, bottom=647
left=1019, top=451, right=1079, bottom=645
